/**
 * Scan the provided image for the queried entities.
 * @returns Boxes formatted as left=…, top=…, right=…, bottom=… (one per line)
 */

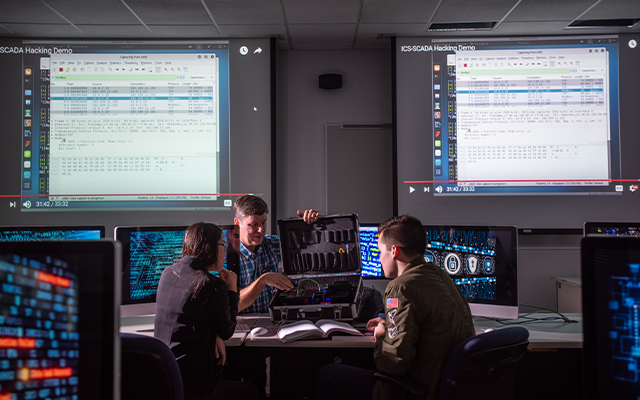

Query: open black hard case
left=269, top=214, right=364, bottom=322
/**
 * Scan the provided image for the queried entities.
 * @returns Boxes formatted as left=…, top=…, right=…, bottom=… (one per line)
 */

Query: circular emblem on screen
left=483, top=257, right=495, bottom=274
left=239, top=46, right=249, bottom=55
left=424, top=251, right=437, bottom=266
left=466, top=255, right=479, bottom=274
left=629, top=39, right=637, bottom=49
left=443, top=253, right=461, bottom=275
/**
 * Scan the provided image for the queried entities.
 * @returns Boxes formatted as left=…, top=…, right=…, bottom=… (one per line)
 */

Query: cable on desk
left=495, top=315, right=567, bottom=326
left=519, top=303, right=575, bottom=323
left=274, top=319, right=287, bottom=330
left=494, top=304, right=575, bottom=325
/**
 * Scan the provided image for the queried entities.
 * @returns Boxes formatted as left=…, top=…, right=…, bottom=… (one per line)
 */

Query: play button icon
left=409, top=186, right=415, bottom=193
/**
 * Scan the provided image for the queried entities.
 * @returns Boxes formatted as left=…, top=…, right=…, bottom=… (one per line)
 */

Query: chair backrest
left=120, top=333, right=184, bottom=400
left=437, top=327, right=529, bottom=400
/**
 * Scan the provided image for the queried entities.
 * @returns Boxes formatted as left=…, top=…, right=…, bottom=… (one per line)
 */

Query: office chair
left=374, top=326, right=530, bottom=400
left=120, top=332, right=184, bottom=400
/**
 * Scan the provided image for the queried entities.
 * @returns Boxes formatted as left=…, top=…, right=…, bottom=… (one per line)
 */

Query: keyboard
left=235, top=323, right=251, bottom=333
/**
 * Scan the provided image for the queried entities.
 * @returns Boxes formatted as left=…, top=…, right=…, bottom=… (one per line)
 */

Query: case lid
left=278, top=213, right=362, bottom=276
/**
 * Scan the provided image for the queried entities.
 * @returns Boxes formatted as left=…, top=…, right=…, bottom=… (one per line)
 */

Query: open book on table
left=277, top=319, right=363, bottom=343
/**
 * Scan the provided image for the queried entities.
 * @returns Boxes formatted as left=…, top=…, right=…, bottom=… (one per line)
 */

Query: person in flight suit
left=317, top=214, right=475, bottom=400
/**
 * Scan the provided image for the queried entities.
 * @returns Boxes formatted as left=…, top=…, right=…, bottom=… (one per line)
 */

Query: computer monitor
left=423, top=225, right=519, bottom=319
left=359, top=224, right=384, bottom=278
left=582, top=236, right=640, bottom=399
left=0, top=225, right=105, bottom=241
left=584, top=222, right=640, bottom=237
left=0, top=240, right=120, bottom=399
left=116, top=224, right=239, bottom=317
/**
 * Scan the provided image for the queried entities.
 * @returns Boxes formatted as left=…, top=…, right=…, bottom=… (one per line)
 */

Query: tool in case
left=269, top=213, right=364, bottom=322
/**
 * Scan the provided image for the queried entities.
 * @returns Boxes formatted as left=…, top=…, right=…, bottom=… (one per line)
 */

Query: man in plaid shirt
left=233, top=195, right=319, bottom=313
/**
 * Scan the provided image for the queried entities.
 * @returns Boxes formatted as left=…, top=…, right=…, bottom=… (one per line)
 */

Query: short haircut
left=378, top=214, right=426, bottom=258
left=182, top=222, right=223, bottom=269
left=234, top=195, right=269, bottom=220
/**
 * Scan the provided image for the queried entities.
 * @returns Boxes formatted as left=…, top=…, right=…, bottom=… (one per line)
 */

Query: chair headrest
left=443, top=326, right=529, bottom=377
left=461, top=326, right=529, bottom=354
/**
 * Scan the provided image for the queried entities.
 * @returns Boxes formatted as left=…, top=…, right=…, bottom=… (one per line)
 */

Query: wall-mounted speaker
left=319, top=73, right=342, bottom=90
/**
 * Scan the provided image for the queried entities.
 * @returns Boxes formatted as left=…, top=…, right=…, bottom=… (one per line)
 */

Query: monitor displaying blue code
left=359, top=225, right=383, bottom=277
left=117, top=226, right=187, bottom=305
left=0, top=252, right=80, bottom=397
left=0, top=226, right=104, bottom=241
left=117, top=224, right=240, bottom=305
left=423, top=225, right=518, bottom=312
left=129, top=230, right=186, bottom=301
left=424, top=227, right=498, bottom=301
left=582, top=237, right=640, bottom=399
left=0, top=241, right=119, bottom=400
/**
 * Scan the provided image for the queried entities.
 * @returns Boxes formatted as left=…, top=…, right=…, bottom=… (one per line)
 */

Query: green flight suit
left=373, top=257, right=475, bottom=400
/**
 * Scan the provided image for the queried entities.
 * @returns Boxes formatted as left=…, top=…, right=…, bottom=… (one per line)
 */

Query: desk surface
left=119, top=314, right=248, bottom=346
left=473, top=312, right=583, bottom=349
left=120, top=312, right=582, bottom=349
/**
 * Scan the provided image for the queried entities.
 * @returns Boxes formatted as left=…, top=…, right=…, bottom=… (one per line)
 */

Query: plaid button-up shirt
left=239, top=235, right=282, bottom=314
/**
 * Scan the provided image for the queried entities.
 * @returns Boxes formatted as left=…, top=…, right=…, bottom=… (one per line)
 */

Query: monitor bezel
left=583, top=221, right=640, bottom=237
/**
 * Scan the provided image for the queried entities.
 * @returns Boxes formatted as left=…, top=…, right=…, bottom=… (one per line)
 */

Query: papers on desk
left=277, top=319, right=363, bottom=343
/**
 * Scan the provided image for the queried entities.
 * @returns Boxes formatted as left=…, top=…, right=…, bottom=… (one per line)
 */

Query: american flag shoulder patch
left=387, top=298, right=398, bottom=308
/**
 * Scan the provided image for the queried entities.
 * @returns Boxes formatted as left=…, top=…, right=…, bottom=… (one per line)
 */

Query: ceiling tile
left=1, top=23, right=83, bottom=37
left=77, top=24, right=224, bottom=38
left=144, top=24, right=223, bottom=36
left=295, top=42, right=353, bottom=50
left=282, top=0, right=361, bottom=24
left=0, top=24, right=14, bottom=34
left=355, top=32, right=391, bottom=49
left=505, top=0, right=597, bottom=22
left=124, top=0, right=213, bottom=25
left=45, top=0, right=140, bottom=24
left=0, top=1, right=67, bottom=24
left=288, top=24, right=356, bottom=48
left=358, top=23, right=429, bottom=34
left=203, top=0, right=285, bottom=24
left=218, top=24, right=286, bottom=36
left=579, top=0, right=640, bottom=20
left=0, top=0, right=637, bottom=50
left=432, top=0, right=519, bottom=22
left=361, top=0, right=440, bottom=23
left=76, top=24, right=156, bottom=37
left=494, top=20, right=581, bottom=34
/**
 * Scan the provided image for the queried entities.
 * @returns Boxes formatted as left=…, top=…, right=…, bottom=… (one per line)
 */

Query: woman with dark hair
left=154, top=222, right=257, bottom=400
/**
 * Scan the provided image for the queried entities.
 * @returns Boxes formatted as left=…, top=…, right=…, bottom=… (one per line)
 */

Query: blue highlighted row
left=51, top=96, right=214, bottom=101
left=457, top=88, right=604, bottom=94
